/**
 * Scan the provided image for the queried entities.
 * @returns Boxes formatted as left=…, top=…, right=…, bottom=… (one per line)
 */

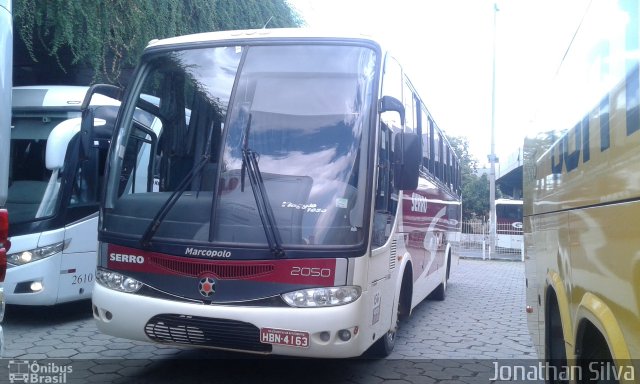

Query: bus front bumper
left=4, top=252, right=94, bottom=306
left=92, top=283, right=373, bottom=358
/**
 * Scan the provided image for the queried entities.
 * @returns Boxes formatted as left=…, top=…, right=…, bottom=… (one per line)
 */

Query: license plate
left=260, top=327, right=309, bottom=348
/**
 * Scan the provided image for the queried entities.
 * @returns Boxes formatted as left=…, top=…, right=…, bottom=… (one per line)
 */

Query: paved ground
left=391, top=257, right=535, bottom=360
left=0, top=256, right=539, bottom=383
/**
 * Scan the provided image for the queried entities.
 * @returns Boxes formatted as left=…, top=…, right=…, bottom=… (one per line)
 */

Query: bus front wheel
left=369, top=327, right=396, bottom=358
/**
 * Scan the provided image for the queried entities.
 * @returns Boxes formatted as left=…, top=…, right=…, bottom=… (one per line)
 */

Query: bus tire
left=546, top=292, right=567, bottom=383
left=430, top=280, right=446, bottom=301
left=366, top=271, right=411, bottom=358
left=368, top=326, right=396, bottom=358
left=577, top=323, right=617, bottom=384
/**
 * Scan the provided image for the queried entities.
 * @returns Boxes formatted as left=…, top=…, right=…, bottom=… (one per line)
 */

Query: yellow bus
left=523, top=1, right=640, bottom=382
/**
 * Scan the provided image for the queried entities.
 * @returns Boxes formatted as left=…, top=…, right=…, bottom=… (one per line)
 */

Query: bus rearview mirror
left=380, top=96, right=405, bottom=127
left=393, top=132, right=421, bottom=191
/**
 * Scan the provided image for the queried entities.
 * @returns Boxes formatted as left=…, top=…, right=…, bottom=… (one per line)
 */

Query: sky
left=288, top=0, right=591, bottom=171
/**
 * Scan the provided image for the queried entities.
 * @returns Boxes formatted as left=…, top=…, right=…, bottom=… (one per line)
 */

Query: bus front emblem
left=198, top=277, right=216, bottom=297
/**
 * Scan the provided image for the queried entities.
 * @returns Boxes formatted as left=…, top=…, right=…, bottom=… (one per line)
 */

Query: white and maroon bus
left=90, top=29, right=462, bottom=358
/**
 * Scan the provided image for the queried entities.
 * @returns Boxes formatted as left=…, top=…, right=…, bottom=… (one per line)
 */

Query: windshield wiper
left=241, top=113, right=285, bottom=258
left=140, top=122, right=216, bottom=248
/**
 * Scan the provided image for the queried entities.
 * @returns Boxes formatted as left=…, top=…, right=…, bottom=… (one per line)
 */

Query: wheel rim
left=386, top=329, right=395, bottom=343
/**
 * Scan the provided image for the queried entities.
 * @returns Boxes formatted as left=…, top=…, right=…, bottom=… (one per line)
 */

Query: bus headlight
left=96, top=268, right=143, bottom=293
left=7, top=242, right=65, bottom=266
left=282, top=286, right=361, bottom=307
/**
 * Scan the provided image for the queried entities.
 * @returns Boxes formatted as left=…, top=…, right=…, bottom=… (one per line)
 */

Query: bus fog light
left=338, top=329, right=351, bottom=341
left=319, top=331, right=330, bottom=342
left=282, top=286, right=361, bottom=308
left=30, top=281, right=43, bottom=292
left=96, top=268, right=143, bottom=293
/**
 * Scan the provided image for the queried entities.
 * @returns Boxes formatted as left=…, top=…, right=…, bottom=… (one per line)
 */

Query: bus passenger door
left=367, top=55, right=406, bottom=339
left=369, top=119, right=401, bottom=339
left=57, top=133, right=110, bottom=303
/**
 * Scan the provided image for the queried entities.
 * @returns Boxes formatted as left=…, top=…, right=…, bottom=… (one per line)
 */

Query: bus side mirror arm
left=80, top=84, right=123, bottom=159
left=80, top=108, right=94, bottom=160
left=80, top=84, right=123, bottom=110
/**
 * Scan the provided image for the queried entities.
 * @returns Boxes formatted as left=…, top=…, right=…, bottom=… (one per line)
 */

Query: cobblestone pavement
left=0, top=258, right=539, bottom=383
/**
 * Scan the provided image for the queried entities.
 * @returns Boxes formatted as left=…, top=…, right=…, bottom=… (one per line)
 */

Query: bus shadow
left=2, top=299, right=93, bottom=326
left=118, top=354, right=387, bottom=384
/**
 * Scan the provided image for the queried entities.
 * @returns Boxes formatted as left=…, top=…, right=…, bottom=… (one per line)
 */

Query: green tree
left=461, top=173, right=490, bottom=221
left=14, top=0, right=301, bottom=85
left=447, top=135, right=477, bottom=185
left=447, top=135, right=489, bottom=220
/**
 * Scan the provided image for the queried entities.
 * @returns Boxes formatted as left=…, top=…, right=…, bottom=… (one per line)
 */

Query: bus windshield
left=8, top=111, right=81, bottom=224
left=496, top=202, right=522, bottom=223
left=104, top=44, right=377, bottom=249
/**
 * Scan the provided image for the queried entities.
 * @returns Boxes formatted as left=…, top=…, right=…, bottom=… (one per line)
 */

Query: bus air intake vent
left=148, top=256, right=274, bottom=279
left=144, top=314, right=272, bottom=353
left=389, top=239, right=397, bottom=270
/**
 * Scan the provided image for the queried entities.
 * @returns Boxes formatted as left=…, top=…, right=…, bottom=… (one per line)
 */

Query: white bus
left=4, top=86, right=123, bottom=305
left=91, top=28, right=462, bottom=358
left=494, top=198, right=523, bottom=251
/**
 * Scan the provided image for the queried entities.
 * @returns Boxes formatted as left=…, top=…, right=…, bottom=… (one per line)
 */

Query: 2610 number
left=72, top=273, right=94, bottom=285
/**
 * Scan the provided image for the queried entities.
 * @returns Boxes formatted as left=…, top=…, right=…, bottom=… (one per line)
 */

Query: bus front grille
left=144, top=314, right=272, bottom=353
left=148, top=256, right=275, bottom=279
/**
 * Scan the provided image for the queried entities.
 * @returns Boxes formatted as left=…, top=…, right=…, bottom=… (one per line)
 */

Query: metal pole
left=489, top=3, right=498, bottom=257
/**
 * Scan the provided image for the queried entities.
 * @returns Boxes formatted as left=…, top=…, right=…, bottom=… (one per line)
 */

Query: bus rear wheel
left=429, top=255, right=449, bottom=301
left=578, top=326, right=618, bottom=384
left=430, top=278, right=446, bottom=301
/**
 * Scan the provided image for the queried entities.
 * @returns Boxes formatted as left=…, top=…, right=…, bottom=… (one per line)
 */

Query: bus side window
left=403, top=81, right=416, bottom=133
left=70, top=139, right=112, bottom=207
left=373, top=55, right=405, bottom=248
left=70, top=161, right=91, bottom=206
left=117, top=125, right=156, bottom=197
left=380, top=56, right=403, bottom=130
left=421, top=109, right=430, bottom=170
left=373, top=122, right=398, bottom=247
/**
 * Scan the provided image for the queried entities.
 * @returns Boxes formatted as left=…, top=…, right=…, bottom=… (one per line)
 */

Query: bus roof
left=145, top=28, right=382, bottom=51
left=12, top=86, right=120, bottom=109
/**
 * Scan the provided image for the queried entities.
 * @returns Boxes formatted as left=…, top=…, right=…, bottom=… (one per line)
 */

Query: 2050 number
left=290, top=267, right=331, bottom=278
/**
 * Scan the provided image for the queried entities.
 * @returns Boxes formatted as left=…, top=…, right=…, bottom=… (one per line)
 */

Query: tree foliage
left=448, top=135, right=490, bottom=220
left=14, top=0, right=301, bottom=85
left=461, top=174, right=490, bottom=221
left=447, top=135, right=477, bottom=185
